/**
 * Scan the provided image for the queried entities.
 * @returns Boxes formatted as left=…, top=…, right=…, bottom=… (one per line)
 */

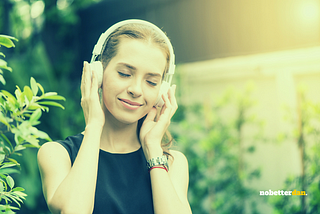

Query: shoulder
left=169, top=149, right=188, bottom=167
left=38, top=142, right=71, bottom=166
left=170, top=149, right=187, bottom=160
left=40, top=133, right=83, bottom=164
left=168, top=149, right=189, bottom=178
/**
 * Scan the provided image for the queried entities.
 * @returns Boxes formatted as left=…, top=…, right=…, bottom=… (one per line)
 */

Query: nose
left=127, top=79, right=142, bottom=98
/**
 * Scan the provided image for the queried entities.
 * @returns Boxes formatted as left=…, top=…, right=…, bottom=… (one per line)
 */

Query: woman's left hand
left=140, top=85, right=178, bottom=160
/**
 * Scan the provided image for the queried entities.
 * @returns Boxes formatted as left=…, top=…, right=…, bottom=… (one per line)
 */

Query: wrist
left=143, top=144, right=163, bottom=160
left=85, top=123, right=103, bottom=132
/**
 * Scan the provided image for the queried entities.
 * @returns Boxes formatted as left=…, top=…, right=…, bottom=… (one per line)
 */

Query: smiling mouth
left=118, top=98, right=142, bottom=106
left=118, top=98, right=143, bottom=110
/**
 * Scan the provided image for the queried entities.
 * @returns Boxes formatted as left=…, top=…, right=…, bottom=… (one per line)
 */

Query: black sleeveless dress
left=55, top=133, right=154, bottom=214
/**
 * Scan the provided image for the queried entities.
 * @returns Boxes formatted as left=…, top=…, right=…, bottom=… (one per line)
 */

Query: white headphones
left=89, top=19, right=175, bottom=107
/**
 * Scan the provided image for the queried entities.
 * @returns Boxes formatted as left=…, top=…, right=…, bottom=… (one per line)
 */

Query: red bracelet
left=149, top=166, right=168, bottom=172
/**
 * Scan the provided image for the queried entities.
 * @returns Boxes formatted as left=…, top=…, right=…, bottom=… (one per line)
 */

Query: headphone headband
left=91, top=19, right=175, bottom=75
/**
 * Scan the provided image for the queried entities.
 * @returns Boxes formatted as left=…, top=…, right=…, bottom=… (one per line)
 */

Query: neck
left=100, top=105, right=141, bottom=153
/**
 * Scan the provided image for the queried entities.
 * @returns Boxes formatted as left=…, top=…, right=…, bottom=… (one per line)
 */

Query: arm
left=149, top=150, right=192, bottom=214
left=140, top=85, right=192, bottom=214
left=38, top=62, right=105, bottom=214
left=38, top=125, right=102, bottom=214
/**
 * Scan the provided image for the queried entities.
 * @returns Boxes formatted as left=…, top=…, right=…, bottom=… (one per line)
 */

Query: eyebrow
left=118, top=62, right=136, bottom=71
left=118, top=62, right=162, bottom=78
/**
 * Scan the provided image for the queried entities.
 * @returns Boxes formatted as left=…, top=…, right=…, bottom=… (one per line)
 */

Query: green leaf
left=6, top=175, right=14, bottom=189
left=24, top=135, right=40, bottom=147
left=23, top=86, right=33, bottom=102
left=29, top=108, right=42, bottom=124
left=42, top=92, right=58, bottom=97
left=38, top=101, right=65, bottom=109
left=37, top=83, right=44, bottom=95
left=23, top=144, right=39, bottom=148
left=0, top=181, right=4, bottom=192
left=41, top=95, right=66, bottom=101
left=0, top=59, right=12, bottom=72
left=12, top=187, right=24, bottom=192
left=7, top=196, right=21, bottom=207
left=7, top=159, right=19, bottom=166
left=1, top=163, right=18, bottom=169
left=0, top=35, right=18, bottom=48
left=14, top=145, right=26, bottom=152
left=27, top=103, right=48, bottom=111
left=1, top=90, right=15, bottom=101
left=0, top=174, right=7, bottom=179
left=0, top=134, right=13, bottom=151
left=0, top=74, right=5, bottom=85
left=0, top=114, right=10, bottom=127
left=12, top=191, right=27, bottom=199
left=0, top=52, right=5, bottom=58
left=30, top=77, right=38, bottom=96
left=0, top=168, right=20, bottom=175
left=35, top=130, right=52, bottom=141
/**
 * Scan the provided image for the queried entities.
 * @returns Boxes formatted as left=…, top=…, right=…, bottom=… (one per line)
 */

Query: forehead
left=112, top=38, right=167, bottom=76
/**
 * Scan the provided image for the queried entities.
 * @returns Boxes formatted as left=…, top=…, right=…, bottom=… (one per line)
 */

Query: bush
left=0, top=35, right=65, bottom=213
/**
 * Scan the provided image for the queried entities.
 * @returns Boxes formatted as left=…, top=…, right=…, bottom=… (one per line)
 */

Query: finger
left=91, top=70, right=99, bottom=94
left=156, top=106, right=171, bottom=131
left=144, top=107, right=157, bottom=123
left=167, top=85, right=176, bottom=104
left=80, top=61, right=86, bottom=95
left=159, top=94, right=167, bottom=116
left=85, top=62, right=92, bottom=89
left=81, top=61, right=92, bottom=98
left=168, top=85, right=178, bottom=113
left=159, top=94, right=172, bottom=121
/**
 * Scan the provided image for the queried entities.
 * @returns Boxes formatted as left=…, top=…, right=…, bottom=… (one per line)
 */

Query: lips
left=119, top=98, right=142, bottom=106
left=118, top=98, right=143, bottom=110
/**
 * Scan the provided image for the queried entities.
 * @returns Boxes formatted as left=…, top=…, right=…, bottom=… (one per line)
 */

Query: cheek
left=143, top=85, right=160, bottom=105
left=103, top=72, right=124, bottom=92
left=101, top=73, right=120, bottom=104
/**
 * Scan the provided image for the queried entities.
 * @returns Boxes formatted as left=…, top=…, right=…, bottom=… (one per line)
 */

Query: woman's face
left=102, top=37, right=167, bottom=124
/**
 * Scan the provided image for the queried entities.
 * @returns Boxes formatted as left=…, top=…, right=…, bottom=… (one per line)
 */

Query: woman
left=38, top=19, right=192, bottom=214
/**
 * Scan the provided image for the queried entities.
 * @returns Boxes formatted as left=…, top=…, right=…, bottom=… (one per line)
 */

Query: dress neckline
left=99, top=146, right=142, bottom=155
left=79, top=132, right=142, bottom=155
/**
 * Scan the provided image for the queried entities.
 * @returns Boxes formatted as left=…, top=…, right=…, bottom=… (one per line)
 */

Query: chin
left=105, top=106, right=149, bottom=125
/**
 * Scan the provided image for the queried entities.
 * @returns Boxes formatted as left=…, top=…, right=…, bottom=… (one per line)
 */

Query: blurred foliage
left=0, top=35, right=64, bottom=213
left=0, top=0, right=100, bottom=213
left=171, top=83, right=265, bottom=214
left=270, top=86, right=320, bottom=214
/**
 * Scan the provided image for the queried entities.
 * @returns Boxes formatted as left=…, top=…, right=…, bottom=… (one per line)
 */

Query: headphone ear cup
left=89, top=61, right=103, bottom=87
left=154, top=81, right=170, bottom=107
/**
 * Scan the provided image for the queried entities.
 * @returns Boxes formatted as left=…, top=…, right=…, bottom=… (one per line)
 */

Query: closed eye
left=147, top=80, right=157, bottom=86
left=118, top=72, right=131, bottom=77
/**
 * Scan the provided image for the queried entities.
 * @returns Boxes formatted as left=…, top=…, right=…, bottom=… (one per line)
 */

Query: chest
left=93, top=149, right=154, bottom=214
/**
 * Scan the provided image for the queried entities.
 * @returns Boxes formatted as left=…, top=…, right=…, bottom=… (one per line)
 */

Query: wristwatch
left=147, top=155, right=169, bottom=171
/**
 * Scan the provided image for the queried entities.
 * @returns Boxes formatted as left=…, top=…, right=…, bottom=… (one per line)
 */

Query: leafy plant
left=270, top=86, right=320, bottom=214
left=171, top=83, right=265, bottom=214
left=0, top=35, right=65, bottom=213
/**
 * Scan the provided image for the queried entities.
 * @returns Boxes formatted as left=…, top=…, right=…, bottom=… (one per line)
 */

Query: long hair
left=98, top=23, right=173, bottom=156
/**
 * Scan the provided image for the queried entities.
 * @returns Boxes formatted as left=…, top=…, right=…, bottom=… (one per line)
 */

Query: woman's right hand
left=80, top=61, right=105, bottom=127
